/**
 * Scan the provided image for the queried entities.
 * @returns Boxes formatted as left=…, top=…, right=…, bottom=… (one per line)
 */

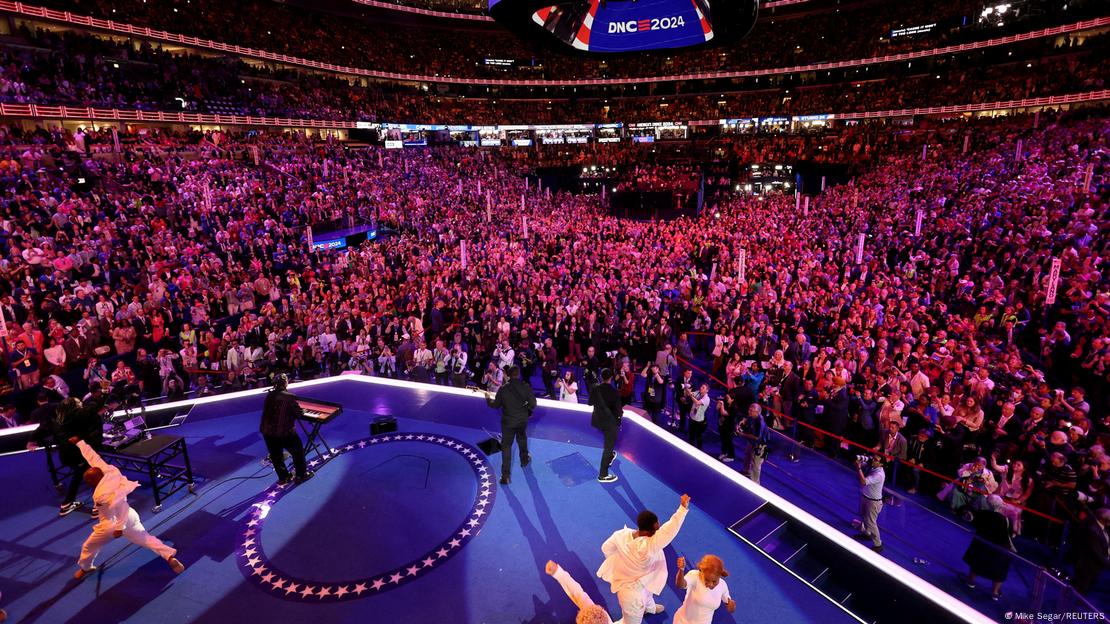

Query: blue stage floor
left=2, top=379, right=861, bottom=624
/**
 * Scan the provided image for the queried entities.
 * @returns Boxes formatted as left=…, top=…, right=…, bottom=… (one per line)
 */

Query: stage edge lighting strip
left=44, top=373, right=995, bottom=623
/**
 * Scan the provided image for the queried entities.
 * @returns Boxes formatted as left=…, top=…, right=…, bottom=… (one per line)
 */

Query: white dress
left=673, top=571, right=730, bottom=624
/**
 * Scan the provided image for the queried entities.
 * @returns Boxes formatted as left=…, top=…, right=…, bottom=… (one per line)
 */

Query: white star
left=460, top=529, right=472, bottom=537
left=344, top=444, right=354, bottom=451
left=335, top=586, right=349, bottom=598
left=467, top=518, right=480, bottom=527
left=353, top=582, right=369, bottom=595
left=285, top=583, right=300, bottom=596
left=406, top=565, right=420, bottom=576
left=247, top=557, right=261, bottom=568
left=322, top=454, right=331, bottom=460
left=243, top=548, right=257, bottom=558
left=389, top=572, right=404, bottom=584
left=481, top=488, right=491, bottom=496
left=252, top=566, right=268, bottom=577
left=357, top=441, right=367, bottom=448
left=261, top=572, right=274, bottom=583
left=404, top=435, right=414, bottom=440
left=474, top=508, right=486, bottom=517
left=300, top=586, right=316, bottom=598
left=416, top=435, right=426, bottom=440
left=422, top=557, right=436, bottom=567
left=309, top=460, right=320, bottom=467
left=371, top=438, right=381, bottom=444
left=244, top=529, right=256, bottom=537
left=370, top=579, right=385, bottom=591
left=247, top=519, right=259, bottom=528
left=436, top=547, right=450, bottom=558
left=272, top=578, right=286, bottom=590
left=317, top=586, right=332, bottom=598
left=478, top=466, right=488, bottom=474
left=448, top=538, right=461, bottom=548
left=477, top=498, right=489, bottom=507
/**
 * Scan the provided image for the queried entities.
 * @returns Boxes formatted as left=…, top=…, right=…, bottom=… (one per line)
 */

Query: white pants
left=614, top=581, right=656, bottom=624
left=78, top=508, right=177, bottom=571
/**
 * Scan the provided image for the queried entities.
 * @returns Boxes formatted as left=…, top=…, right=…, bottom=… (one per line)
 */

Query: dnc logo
left=607, top=15, right=686, bottom=33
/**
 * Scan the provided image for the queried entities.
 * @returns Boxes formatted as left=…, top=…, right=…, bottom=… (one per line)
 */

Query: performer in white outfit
left=71, top=439, right=185, bottom=579
left=597, top=494, right=691, bottom=624
left=545, top=560, right=613, bottom=624
left=673, top=555, right=736, bottom=624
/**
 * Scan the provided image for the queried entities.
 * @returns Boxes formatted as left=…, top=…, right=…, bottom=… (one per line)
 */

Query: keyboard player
left=259, top=374, right=314, bottom=485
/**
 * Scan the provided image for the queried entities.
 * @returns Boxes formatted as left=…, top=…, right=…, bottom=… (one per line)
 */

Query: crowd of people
left=0, top=25, right=1105, bottom=125
left=44, top=0, right=1104, bottom=80
left=0, top=108, right=1107, bottom=593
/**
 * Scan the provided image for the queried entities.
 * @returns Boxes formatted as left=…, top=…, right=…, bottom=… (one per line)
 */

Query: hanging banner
left=1082, top=162, right=1094, bottom=192
left=803, top=196, right=810, bottom=215
left=963, top=134, right=970, bottom=154
left=460, top=240, right=468, bottom=269
left=795, top=192, right=800, bottom=212
left=914, top=209, right=924, bottom=236
left=820, top=176, right=826, bottom=192
left=111, top=127, right=120, bottom=153
left=523, top=215, right=529, bottom=238
left=921, top=144, right=928, bottom=161
left=738, top=249, right=746, bottom=283
left=521, top=194, right=525, bottom=212
left=855, top=233, right=865, bottom=264
left=1045, top=257, right=1062, bottom=306
left=1015, top=139, right=1023, bottom=162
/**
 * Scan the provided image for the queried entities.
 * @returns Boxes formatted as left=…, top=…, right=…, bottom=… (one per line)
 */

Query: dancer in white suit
left=71, top=438, right=185, bottom=579
left=673, top=555, right=735, bottom=624
left=597, top=494, right=690, bottom=624
left=545, top=560, right=613, bottom=624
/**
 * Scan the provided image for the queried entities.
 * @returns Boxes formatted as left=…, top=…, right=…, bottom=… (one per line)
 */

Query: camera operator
left=674, top=368, right=695, bottom=430
left=589, top=369, right=622, bottom=483
left=448, top=345, right=469, bottom=388
left=854, top=454, right=886, bottom=553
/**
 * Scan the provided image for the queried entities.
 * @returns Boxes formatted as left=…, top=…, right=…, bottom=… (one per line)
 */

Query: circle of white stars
left=237, top=433, right=496, bottom=602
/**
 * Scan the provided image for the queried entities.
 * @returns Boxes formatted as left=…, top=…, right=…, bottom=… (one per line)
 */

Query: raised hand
left=680, top=494, right=691, bottom=508
left=726, top=598, right=737, bottom=613
left=676, top=556, right=686, bottom=570
left=545, top=560, right=558, bottom=576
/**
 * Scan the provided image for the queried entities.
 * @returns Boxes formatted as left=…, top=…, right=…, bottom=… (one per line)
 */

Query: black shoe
left=500, top=476, right=510, bottom=485
left=872, top=544, right=884, bottom=553
left=294, top=471, right=314, bottom=483
left=598, top=475, right=618, bottom=483
left=852, top=532, right=871, bottom=541
left=521, top=456, right=531, bottom=468
left=59, top=502, right=81, bottom=517
left=277, top=476, right=292, bottom=485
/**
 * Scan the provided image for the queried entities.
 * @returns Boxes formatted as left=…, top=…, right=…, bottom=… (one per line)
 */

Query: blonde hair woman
left=673, top=555, right=736, bottom=624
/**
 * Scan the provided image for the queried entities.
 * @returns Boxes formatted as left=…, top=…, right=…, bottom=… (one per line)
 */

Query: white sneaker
left=647, top=604, right=665, bottom=615
left=598, top=475, right=618, bottom=484
left=722, top=457, right=735, bottom=463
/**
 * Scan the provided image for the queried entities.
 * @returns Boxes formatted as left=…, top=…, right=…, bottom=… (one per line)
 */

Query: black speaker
left=477, top=438, right=501, bottom=455
left=370, top=416, right=397, bottom=435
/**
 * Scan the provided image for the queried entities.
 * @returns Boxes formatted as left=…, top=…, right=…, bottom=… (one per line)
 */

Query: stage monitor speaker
left=477, top=438, right=501, bottom=455
left=371, top=416, right=397, bottom=435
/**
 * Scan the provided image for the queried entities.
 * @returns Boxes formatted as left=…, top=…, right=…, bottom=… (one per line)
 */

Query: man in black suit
left=1072, top=507, right=1110, bottom=595
left=589, top=369, right=622, bottom=484
left=259, top=374, right=313, bottom=485
left=486, top=366, right=537, bottom=485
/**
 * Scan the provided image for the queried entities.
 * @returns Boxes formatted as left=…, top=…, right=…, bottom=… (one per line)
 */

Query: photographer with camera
left=740, top=404, right=771, bottom=484
left=448, top=344, right=469, bottom=388
left=854, top=454, right=887, bottom=553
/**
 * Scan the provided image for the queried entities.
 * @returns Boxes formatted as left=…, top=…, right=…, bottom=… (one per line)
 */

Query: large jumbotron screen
left=488, top=0, right=756, bottom=53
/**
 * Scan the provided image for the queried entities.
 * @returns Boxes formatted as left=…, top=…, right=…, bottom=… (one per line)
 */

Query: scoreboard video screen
left=489, top=0, right=756, bottom=54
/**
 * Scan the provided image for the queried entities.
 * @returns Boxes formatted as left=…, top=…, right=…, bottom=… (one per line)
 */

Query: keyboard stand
left=298, top=418, right=334, bottom=463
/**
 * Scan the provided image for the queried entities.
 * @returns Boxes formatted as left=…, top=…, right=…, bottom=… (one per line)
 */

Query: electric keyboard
left=295, top=398, right=344, bottom=424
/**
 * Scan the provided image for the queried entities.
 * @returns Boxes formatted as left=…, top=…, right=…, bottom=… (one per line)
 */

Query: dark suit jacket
left=488, top=379, right=537, bottom=428
left=589, top=383, right=622, bottom=431
left=1074, top=518, right=1110, bottom=573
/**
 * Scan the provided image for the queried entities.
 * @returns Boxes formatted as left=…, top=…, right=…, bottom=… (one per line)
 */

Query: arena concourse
left=0, top=0, right=1108, bottom=622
